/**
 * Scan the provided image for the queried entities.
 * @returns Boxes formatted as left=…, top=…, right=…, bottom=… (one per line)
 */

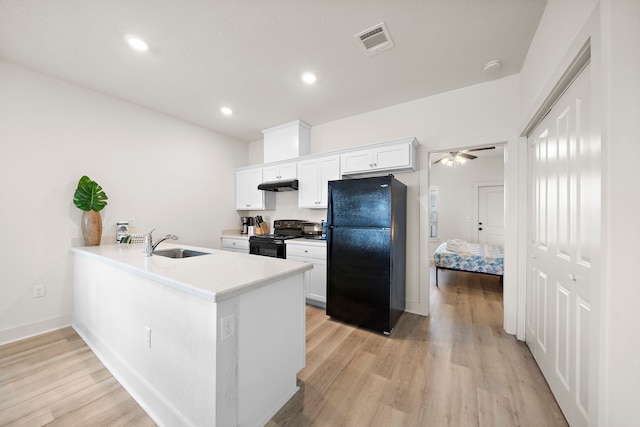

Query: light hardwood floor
left=269, top=269, right=568, bottom=426
left=0, top=327, right=155, bottom=426
left=0, top=268, right=567, bottom=426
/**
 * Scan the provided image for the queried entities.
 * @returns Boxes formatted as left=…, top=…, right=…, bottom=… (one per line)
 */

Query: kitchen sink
left=153, top=248, right=211, bottom=259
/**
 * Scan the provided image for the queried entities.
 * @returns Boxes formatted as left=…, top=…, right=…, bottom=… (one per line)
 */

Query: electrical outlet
left=145, top=327, right=152, bottom=348
left=221, top=314, right=234, bottom=341
left=32, top=284, right=45, bottom=298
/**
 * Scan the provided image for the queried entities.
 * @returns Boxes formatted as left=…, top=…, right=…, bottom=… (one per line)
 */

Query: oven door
left=249, top=239, right=286, bottom=258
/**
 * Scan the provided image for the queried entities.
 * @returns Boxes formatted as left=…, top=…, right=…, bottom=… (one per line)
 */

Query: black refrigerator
left=326, top=175, right=406, bottom=335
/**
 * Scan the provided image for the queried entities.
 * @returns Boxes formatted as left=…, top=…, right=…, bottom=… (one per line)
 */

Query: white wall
left=518, top=0, right=640, bottom=425
left=519, top=0, right=599, bottom=120
left=0, top=60, right=247, bottom=344
left=248, top=75, right=519, bottom=318
left=430, top=154, right=504, bottom=243
left=248, top=139, right=263, bottom=166
left=600, top=0, right=640, bottom=425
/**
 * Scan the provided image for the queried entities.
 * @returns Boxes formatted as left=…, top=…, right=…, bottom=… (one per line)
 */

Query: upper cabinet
left=298, top=155, right=340, bottom=209
left=341, top=138, right=418, bottom=176
left=235, top=137, right=419, bottom=211
left=236, top=167, right=275, bottom=210
left=263, top=161, right=297, bottom=182
left=262, top=120, right=311, bottom=164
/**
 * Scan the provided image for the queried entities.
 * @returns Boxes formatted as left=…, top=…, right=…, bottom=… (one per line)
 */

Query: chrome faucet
left=144, top=229, right=178, bottom=256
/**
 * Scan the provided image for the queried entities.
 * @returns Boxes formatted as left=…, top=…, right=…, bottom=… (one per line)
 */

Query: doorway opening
left=429, top=144, right=505, bottom=245
left=428, top=143, right=506, bottom=313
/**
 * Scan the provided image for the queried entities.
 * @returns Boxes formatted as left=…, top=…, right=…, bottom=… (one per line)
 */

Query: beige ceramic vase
left=81, top=210, right=102, bottom=246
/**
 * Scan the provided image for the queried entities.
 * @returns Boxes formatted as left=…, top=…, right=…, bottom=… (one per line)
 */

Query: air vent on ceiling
left=355, top=22, right=395, bottom=56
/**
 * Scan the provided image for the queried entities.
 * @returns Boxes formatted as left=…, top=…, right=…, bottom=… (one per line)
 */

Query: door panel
left=526, top=62, right=597, bottom=427
left=327, top=177, right=391, bottom=228
left=477, top=185, right=504, bottom=244
left=326, top=227, right=391, bottom=332
left=536, top=270, right=548, bottom=356
left=557, top=106, right=572, bottom=260
left=319, top=156, right=340, bottom=207
left=576, top=296, right=590, bottom=418
left=556, top=283, right=570, bottom=389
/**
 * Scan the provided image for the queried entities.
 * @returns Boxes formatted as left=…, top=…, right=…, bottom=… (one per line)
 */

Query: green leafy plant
left=73, top=175, right=108, bottom=211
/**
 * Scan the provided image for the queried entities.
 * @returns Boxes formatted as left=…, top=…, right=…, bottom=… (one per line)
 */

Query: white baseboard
left=256, top=385, right=300, bottom=427
left=405, top=300, right=428, bottom=317
left=0, top=314, right=73, bottom=346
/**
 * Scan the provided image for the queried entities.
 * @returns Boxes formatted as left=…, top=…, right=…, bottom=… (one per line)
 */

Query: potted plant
left=73, top=175, right=108, bottom=246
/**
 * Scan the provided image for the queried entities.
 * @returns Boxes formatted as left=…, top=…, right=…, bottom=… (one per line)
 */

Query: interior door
left=526, top=62, right=598, bottom=427
left=477, top=185, right=504, bottom=244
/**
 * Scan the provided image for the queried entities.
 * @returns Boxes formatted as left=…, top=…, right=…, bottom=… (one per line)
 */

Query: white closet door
left=526, top=62, right=598, bottom=427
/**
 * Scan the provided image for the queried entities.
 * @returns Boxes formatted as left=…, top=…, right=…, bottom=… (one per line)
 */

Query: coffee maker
left=240, top=217, right=254, bottom=234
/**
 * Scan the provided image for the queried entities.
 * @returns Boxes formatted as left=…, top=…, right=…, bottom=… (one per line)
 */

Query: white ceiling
left=0, top=0, right=546, bottom=142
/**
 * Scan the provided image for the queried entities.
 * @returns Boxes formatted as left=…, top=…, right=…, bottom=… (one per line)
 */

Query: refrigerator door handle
left=327, top=187, right=333, bottom=225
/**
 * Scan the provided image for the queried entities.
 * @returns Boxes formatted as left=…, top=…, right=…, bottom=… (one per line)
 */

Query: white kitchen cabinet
left=263, top=161, right=297, bottom=182
left=341, top=138, right=418, bottom=176
left=221, top=236, right=250, bottom=253
left=286, top=240, right=326, bottom=307
left=297, top=155, right=340, bottom=209
left=235, top=167, right=275, bottom=210
left=262, top=120, right=311, bottom=164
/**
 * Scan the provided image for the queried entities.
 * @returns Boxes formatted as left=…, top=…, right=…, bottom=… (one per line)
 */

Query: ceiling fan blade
left=467, top=146, right=495, bottom=152
left=459, top=153, right=477, bottom=160
left=432, top=157, right=446, bottom=164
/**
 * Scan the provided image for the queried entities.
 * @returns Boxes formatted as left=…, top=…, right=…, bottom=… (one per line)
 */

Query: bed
left=433, top=240, right=504, bottom=286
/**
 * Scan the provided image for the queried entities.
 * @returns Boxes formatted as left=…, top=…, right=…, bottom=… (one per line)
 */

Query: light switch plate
left=32, top=284, right=45, bottom=298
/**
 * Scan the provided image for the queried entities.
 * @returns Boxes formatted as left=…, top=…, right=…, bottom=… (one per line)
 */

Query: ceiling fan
left=432, top=146, right=495, bottom=166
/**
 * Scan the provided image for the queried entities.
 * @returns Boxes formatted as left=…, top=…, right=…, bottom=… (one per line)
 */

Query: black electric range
left=249, top=219, right=306, bottom=258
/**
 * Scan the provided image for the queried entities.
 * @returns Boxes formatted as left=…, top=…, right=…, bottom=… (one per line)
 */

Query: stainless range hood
left=257, top=179, right=299, bottom=192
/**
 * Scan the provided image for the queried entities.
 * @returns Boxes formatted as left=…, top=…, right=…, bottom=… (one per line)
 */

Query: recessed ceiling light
left=220, top=106, right=233, bottom=116
left=125, top=35, right=149, bottom=52
left=483, top=60, right=502, bottom=73
left=301, top=72, right=317, bottom=84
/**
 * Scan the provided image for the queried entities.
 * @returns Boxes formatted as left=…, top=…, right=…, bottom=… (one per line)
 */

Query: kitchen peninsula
left=71, top=243, right=312, bottom=427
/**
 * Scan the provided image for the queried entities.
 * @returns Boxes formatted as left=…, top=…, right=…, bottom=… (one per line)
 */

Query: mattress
left=434, top=241, right=504, bottom=276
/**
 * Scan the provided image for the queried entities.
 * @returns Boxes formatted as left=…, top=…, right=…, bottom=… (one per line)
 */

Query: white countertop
left=286, top=237, right=327, bottom=247
left=221, top=229, right=249, bottom=239
left=71, top=243, right=312, bottom=302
